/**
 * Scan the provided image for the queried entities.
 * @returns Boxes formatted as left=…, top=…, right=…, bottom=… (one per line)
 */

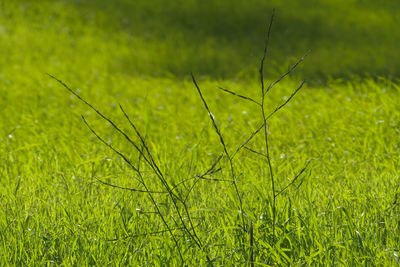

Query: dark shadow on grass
left=66, top=0, right=400, bottom=81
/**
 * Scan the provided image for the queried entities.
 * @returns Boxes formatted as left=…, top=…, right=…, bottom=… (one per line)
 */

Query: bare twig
left=120, top=104, right=206, bottom=254
left=265, top=80, right=306, bottom=121
left=94, top=176, right=168, bottom=194
left=50, top=76, right=185, bottom=263
left=231, top=79, right=306, bottom=160
left=192, top=74, right=229, bottom=158
left=263, top=123, right=276, bottom=242
left=217, top=87, right=261, bottom=106
left=171, top=169, right=228, bottom=191
left=260, top=9, right=275, bottom=95
left=51, top=8, right=311, bottom=264
left=244, top=146, right=268, bottom=158
left=47, top=74, right=144, bottom=159
left=81, top=116, right=140, bottom=173
left=80, top=116, right=184, bottom=261
left=264, top=51, right=310, bottom=96
left=275, top=160, right=311, bottom=198
left=231, top=124, right=265, bottom=159
left=192, top=73, right=246, bottom=237
left=119, top=104, right=165, bottom=180
left=257, top=10, right=307, bottom=244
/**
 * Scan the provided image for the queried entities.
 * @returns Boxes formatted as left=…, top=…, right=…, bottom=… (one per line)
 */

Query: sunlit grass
left=1, top=0, right=400, bottom=265
left=2, top=75, right=399, bottom=264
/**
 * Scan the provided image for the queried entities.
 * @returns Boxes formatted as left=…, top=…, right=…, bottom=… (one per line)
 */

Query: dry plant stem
left=260, top=9, right=275, bottom=96
left=94, top=177, right=168, bottom=194
left=191, top=73, right=246, bottom=236
left=54, top=74, right=216, bottom=264
left=230, top=63, right=306, bottom=161
left=259, top=10, right=277, bottom=243
left=211, top=9, right=309, bottom=250
left=80, top=116, right=185, bottom=262
left=244, top=147, right=268, bottom=158
left=172, top=154, right=226, bottom=195
left=170, top=169, right=226, bottom=194
left=258, top=11, right=308, bottom=244
left=217, top=87, right=261, bottom=106
left=192, top=10, right=309, bottom=262
left=263, top=123, right=276, bottom=242
left=119, top=104, right=206, bottom=252
left=119, top=105, right=165, bottom=184
left=260, top=80, right=306, bottom=244
left=49, top=9, right=310, bottom=263
left=263, top=50, right=310, bottom=97
left=50, top=74, right=212, bottom=264
left=274, top=160, right=310, bottom=197
left=47, top=75, right=170, bottom=189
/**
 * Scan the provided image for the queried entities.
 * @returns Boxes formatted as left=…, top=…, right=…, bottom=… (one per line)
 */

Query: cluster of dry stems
left=50, top=10, right=310, bottom=266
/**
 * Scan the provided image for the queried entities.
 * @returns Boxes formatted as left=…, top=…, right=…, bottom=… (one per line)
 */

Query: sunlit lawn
left=1, top=0, right=399, bottom=265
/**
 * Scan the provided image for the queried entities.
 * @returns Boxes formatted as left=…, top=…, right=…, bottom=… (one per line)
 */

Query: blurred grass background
left=1, top=1, right=400, bottom=264
left=1, top=0, right=399, bottom=83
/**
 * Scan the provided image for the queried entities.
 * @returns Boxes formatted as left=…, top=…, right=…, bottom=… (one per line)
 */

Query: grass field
left=1, top=0, right=400, bottom=266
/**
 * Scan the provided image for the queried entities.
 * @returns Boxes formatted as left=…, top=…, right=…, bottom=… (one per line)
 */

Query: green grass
left=1, top=0, right=400, bottom=81
left=1, top=0, right=400, bottom=266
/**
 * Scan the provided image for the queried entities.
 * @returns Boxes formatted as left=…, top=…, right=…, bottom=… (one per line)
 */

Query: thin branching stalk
left=217, top=87, right=261, bottom=106
left=196, top=9, right=311, bottom=262
left=257, top=10, right=310, bottom=247
left=51, top=75, right=194, bottom=263
left=51, top=9, right=311, bottom=265
left=191, top=73, right=246, bottom=237
left=244, top=147, right=268, bottom=158
left=122, top=99, right=215, bottom=264
left=94, top=176, right=168, bottom=194
left=274, top=160, right=311, bottom=198
left=264, top=50, right=310, bottom=97
left=230, top=66, right=307, bottom=161
left=80, top=115, right=185, bottom=262
left=50, top=74, right=216, bottom=264
left=260, top=9, right=275, bottom=96
left=258, top=13, right=277, bottom=241
left=119, top=104, right=206, bottom=250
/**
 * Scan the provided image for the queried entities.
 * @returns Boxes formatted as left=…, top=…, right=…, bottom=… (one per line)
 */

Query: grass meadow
left=1, top=0, right=400, bottom=266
